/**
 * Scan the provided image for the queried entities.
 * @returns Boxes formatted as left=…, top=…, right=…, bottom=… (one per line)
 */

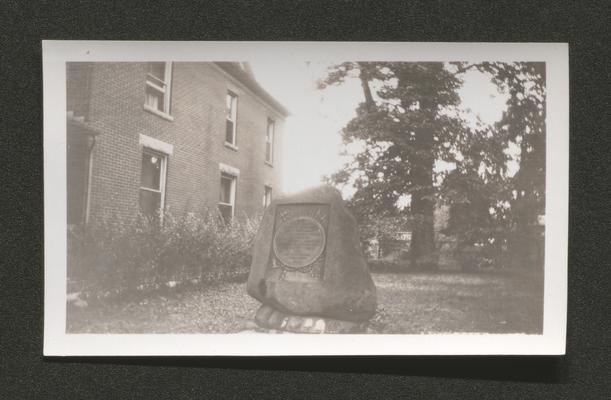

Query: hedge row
left=67, top=210, right=260, bottom=299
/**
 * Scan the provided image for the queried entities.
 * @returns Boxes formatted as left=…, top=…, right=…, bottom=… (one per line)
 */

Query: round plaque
left=273, top=216, right=326, bottom=269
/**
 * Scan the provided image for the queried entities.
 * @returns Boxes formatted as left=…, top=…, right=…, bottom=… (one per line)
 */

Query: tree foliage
left=446, top=62, right=546, bottom=269
left=320, top=62, right=468, bottom=268
left=320, top=61, right=546, bottom=270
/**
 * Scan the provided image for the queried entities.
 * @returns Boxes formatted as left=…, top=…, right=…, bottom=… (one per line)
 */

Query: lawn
left=67, top=270, right=543, bottom=334
left=369, top=270, right=543, bottom=334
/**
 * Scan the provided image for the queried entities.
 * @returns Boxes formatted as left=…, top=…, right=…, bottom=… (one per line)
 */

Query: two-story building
left=66, top=62, right=288, bottom=225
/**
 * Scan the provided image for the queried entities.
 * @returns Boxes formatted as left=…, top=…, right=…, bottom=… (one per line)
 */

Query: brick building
left=66, top=62, right=288, bottom=225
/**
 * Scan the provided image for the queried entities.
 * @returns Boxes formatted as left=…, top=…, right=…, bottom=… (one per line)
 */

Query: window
left=219, top=172, right=237, bottom=223
left=225, top=91, right=238, bottom=146
left=265, top=119, right=275, bottom=164
left=263, top=185, right=272, bottom=208
left=144, top=62, right=172, bottom=116
left=139, top=149, right=167, bottom=218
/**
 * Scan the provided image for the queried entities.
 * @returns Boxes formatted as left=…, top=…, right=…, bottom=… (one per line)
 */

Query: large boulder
left=247, top=185, right=377, bottom=329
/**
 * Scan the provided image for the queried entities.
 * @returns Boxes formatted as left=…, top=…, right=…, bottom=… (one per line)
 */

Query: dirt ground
left=67, top=270, right=543, bottom=334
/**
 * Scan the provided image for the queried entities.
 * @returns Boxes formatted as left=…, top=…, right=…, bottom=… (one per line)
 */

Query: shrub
left=67, top=210, right=260, bottom=299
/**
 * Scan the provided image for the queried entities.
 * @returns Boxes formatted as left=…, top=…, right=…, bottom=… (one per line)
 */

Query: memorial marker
left=247, top=185, right=377, bottom=333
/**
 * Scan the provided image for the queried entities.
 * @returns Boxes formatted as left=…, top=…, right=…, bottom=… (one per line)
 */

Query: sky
left=250, top=61, right=510, bottom=194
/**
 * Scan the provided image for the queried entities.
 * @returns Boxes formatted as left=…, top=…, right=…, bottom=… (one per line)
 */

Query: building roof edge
left=214, top=62, right=290, bottom=117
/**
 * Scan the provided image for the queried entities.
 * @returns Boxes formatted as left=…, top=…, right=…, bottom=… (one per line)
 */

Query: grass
left=67, top=269, right=543, bottom=334
left=369, top=270, right=543, bottom=334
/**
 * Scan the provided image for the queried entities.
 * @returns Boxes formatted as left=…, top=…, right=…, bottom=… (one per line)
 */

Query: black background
left=2, top=1, right=610, bottom=398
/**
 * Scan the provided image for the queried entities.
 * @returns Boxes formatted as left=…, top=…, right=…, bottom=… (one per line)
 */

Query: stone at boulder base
left=247, top=185, right=377, bottom=332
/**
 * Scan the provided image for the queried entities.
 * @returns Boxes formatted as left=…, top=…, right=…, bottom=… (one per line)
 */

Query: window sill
left=143, top=104, right=174, bottom=121
left=224, top=142, right=239, bottom=151
left=265, top=161, right=274, bottom=168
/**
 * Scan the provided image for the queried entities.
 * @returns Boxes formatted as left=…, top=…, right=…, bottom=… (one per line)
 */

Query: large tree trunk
left=355, top=63, right=437, bottom=269
left=409, top=126, right=437, bottom=269
left=410, top=192, right=436, bottom=269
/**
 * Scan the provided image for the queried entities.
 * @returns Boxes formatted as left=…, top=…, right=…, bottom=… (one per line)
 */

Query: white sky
left=250, top=61, right=510, bottom=194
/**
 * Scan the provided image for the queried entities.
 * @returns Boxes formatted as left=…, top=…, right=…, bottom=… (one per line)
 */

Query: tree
left=444, top=62, right=546, bottom=270
left=440, top=137, right=512, bottom=269
left=321, top=61, right=545, bottom=271
left=482, top=62, right=546, bottom=269
left=319, top=62, right=467, bottom=269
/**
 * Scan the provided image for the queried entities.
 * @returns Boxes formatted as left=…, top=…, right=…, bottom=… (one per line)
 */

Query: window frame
left=144, top=62, right=173, bottom=120
left=225, top=91, right=238, bottom=147
left=139, top=147, right=168, bottom=218
left=263, top=185, right=273, bottom=208
left=219, top=171, right=237, bottom=220
left=265, top=118, right=275, bottom=165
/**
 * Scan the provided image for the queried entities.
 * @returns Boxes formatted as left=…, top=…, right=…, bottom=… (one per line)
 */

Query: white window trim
left=139, top=148, right=168, bottom=217
left=219, top=162, right=240, bottom=176
left=224, top=141, right=238, bottom=151
left=143, top=104, right=174, bottom=121
left=219, top=172, right=238, bottom=219
left=219, top=164, right=239, bottom=219
left=139, top=134, right=174, bottom=155
left=144, top=62, right=173, bottom=119
left=263, top=184, right=273, bottom=208
left=226, top=91, right=238, bottom=146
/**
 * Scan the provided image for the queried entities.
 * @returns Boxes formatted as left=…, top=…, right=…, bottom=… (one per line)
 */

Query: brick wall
left=67, top=62, right=285, bottom=223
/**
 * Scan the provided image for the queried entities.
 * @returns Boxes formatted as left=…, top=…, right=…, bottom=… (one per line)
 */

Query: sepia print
left=44, top=42, right=568, bottom=355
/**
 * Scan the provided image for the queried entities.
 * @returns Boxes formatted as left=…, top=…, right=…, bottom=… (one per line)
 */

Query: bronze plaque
left=273, top=217, right=326, bottom=269
left=269, top=203, right=330, bottom=281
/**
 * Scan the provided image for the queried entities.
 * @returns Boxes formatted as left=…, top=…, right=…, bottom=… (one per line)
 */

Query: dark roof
left=215, top=62, right=290, bottom=117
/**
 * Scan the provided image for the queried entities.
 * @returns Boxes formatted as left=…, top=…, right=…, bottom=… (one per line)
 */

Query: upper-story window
left=225, top=91, right=238, bottom=146
left=144, top=62, right=172, bottom=117
left=265, top=118, right=275, bottom=165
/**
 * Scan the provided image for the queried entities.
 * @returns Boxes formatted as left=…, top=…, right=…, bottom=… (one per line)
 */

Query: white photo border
left=43, top=41, right=568, bottom=356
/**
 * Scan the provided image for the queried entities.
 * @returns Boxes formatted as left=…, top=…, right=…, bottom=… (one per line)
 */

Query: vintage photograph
left=44, top=42, right=568, bottom=355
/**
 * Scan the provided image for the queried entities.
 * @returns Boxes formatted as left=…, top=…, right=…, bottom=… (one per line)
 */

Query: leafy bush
left=67, top=210, right=260, bottom=299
